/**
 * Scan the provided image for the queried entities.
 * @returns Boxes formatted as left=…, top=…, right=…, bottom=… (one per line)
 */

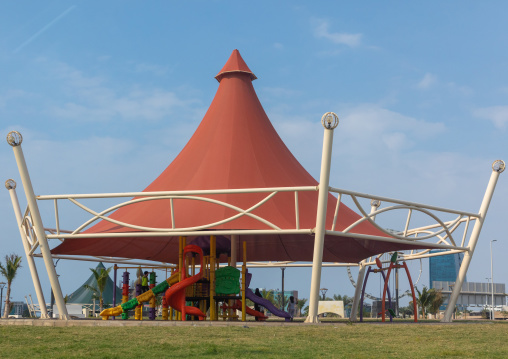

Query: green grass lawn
left=1, top=321, right=507, bottom=358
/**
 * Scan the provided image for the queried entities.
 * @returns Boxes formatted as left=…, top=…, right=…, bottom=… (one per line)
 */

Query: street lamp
left=490, top=240, right=497, bottom=320
left=320, top=288, right=328, bottom=301
left=0, top=282, right=6, bottom=317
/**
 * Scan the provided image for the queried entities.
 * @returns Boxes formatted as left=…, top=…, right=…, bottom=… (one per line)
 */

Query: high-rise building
left=429, top=250, right=465, bottom=288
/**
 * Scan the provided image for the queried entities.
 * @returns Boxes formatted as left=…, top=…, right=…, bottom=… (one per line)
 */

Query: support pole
left=5, top=180, right=49, bottom=319
left=112, top=264, right=117, bottom=320
left=305, top=113, right=339, bottom=323
left=230, top=235, right=238, bottom=268
left=6, top=132, right=69, bottom=319
left=210, top=235, right=216, bottom=321
left=442, top=160, right=505, bottom=322
left=242, top=241, right=246, bottom=322
left=359, top=267, right=373, bottom=321
left=281, top=267, right=285, bottom=311
left=350, top=199, right=381, bottom=321
left=490, top=239, right=497, bottom=321
left=349, top=262, right=366, bottom=321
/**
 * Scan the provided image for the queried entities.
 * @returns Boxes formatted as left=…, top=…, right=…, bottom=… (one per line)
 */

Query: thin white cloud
left=446, top=82, right=474, bottom=96
left=340, top=104, right=446, bottom=142
left=44, top=60, right=199, bottom=122
left=273, top=42, right=284, bottom=50
left=473, top=106, right=508, bottom=129
left=270, top=104, right=446, bottom=177
left=313, top=18, right=362, bottom=47
left=417, top=73, right=438, bottom=89
left=416, top=73, right=473, bottom=96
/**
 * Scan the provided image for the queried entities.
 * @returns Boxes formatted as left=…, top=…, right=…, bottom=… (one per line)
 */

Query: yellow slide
left=100, top=271, right=180, bottom=319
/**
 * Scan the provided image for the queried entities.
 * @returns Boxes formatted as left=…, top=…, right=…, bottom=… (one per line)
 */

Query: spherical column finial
left=5, top=179, right=16, bottom=190
left=6, top=131, right=23, bottom=146
left=370, top=199, right=381, bottom=208
left=492, top=160, right=505, bottom=173
left=321, top=112, right=339, bottom=129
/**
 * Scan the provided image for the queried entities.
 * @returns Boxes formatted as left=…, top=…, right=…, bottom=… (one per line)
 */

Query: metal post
left=241, top=241, right=246, bottom=322
left=305, top=112, right=339, bottom=323
left=230, top=235, right=238, bottom=268
left=112, top=264, right=117, bottom=320
left=395, top=267, right=399, bottom=317
left=7, top=132, right=69, bottom=319
left=5, top=180, right=49, bottom=318
left=0, top=282, right=5, bottom=317
left=350, top=199, right=381, bottom=321
left=281, top=267, right=285, bottom=310
left=349, top=262, right=366, bottom=321
left=210, top=235, right=216, bottom=321
left=50, top=289, right=55, bottom=317
left=490, top=239, right=497, bottom=320
left=442, top=160, right=505, bottom=322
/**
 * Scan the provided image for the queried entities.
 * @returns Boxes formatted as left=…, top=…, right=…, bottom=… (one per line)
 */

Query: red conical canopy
left=52, top=50, right=435, bottom=263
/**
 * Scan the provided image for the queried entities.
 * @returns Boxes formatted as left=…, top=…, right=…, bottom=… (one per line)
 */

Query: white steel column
left=349, top=261, right=366, bottom=321
left=305, top=113, right=339, bottom=323
left=5, top=180, right=49, bottom=318
left=350, top=199, right=381, bottom=321
left=442, top=160, right=505, bottom=322
left=7, top=131, right=69, bottom=320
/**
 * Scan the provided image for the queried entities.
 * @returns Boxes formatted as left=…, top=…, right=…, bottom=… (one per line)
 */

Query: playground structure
left=5, top=50, right=505, bottom=323
left=99, top=237, right=289, bottom=321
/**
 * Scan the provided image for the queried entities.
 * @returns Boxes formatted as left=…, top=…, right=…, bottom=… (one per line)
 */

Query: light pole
left=0, top=282, right=6, bottom=317
left=490, top=240, right=497, bottom=320
left=485, top=278, right=490, bottom=318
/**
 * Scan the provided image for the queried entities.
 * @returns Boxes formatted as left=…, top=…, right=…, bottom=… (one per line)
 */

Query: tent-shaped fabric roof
left=66, top=262, right=122, bottom=305
left=52, top=50, right=438, bottom=264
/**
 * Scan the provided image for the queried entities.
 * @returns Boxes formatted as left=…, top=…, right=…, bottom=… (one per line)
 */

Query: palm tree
left=0, top=254, right=22, bottom=318
left=83, top=265, right=112, bottom=313
left=333, top=294, right=353, bottom=305
left=261, top=289, right=275, bottom=305
left=415, top=286, right=436, bottom=319
left=428, top=289, right=445, bottom=318
left=333, top=294, right=343, bottom=301
left=297, top=298, right=307, bottom=317
left=275, top=292, right=289, bottom=310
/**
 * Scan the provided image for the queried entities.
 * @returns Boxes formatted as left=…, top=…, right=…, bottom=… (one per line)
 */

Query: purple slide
left=245, top=272, right=291, bottom=321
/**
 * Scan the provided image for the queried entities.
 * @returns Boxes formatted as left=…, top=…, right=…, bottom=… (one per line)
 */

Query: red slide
left=164, top=245, right=206, bottom=320
left=231, top=300, right=268, bottom=321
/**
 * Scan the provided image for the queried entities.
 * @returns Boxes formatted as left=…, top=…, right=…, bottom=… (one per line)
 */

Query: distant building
left=433, top=281, right=506, bottom=309
left=429, top=250, right=465, bottom=288
left=269, top=290, right=298, bottom=312
left=9, top=301, right=28, bottom=317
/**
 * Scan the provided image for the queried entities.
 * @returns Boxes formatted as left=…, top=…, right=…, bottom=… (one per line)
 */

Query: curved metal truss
left=14, top=183, right=475, bottom=270
left=27, top=185, right=470, bottom=257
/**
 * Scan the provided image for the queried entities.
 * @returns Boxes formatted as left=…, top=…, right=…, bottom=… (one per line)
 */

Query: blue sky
left=1, top=1, right=507, bottom=308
